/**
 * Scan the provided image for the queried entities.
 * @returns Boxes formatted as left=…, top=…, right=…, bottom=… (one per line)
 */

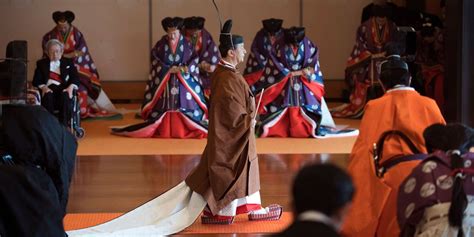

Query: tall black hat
left=161, top=17, right=184, bottom=32
left=219, top=19, right=244, bottom=51
left=262, top=18, right=283, bottom=35
left=52, top=11, right=75, bottom=24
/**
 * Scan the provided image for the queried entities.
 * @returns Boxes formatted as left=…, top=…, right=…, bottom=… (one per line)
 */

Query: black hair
left=424, top=123, right=474, bottom=236
left=380, top=68, right=410, bottom=89
left=371, top=4, right=392, bottom=19
left=262, top=18, right=283, bottom=36
left=52, top=11, right=75, bottom=24
left=423, top=124, right=472, bottom=153
left=449, top=149, right=467, bottom=237
left=183, top=16, right=205, bottom=30
left=283, top=27, right=305, bottom=45
left=161, top=17, right=184, bottom=32
left=292, top=163, right=354, bottom=216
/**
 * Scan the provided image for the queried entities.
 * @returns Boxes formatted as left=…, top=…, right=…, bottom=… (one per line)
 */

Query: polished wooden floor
left=68, top=153, right=349, bottom=236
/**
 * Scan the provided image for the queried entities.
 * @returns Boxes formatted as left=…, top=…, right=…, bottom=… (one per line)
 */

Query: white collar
left=298, top=210, right=337, bottom=229
left=386, top=85, right=415, bottom=93
left=219, top=59, right=236, bottom=70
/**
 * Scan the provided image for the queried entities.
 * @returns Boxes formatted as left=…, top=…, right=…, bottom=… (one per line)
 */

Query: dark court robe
left=185, top=61, right=260, bottom=215
left=274, top=221, right=340, bottom=237
left=0, top=104, right=77, bottom=237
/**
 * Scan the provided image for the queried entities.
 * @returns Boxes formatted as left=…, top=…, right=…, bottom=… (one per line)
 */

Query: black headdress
left=52, top=11, right=75, bottom=24
left=219, top=19, right=244, bottom=53
left=380, top=55, right=409, bottom=73
left=284, top=27, right=305, bottom=45
left=184, top=16, right=205, bottom=30
left=372, top=5, right=392, bottom=18
left=262, top=18, right=283, bottom=35
left=161, top=17, right=184, bottom=32
left=380, top=52, right=410, bottom=88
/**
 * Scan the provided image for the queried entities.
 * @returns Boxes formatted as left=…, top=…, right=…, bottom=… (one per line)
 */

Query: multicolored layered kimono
left=244, top=29, right=283, bottom=89
left=253, top=37, right=325, bottom=138
left=332, top=18, right=398, bottom=118
left=112, top=34, right=208, bottom=138
left=416, top=29, right=445, bottom=112
left=398, top=151, right=474, bottom=237
left=42, top=26, right=115, bottom=118
left=184, top=29, right=219, bottom=96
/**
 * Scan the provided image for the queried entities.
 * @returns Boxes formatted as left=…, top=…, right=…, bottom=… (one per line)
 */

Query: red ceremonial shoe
left=248, top=204, right=283, bottom=221
left=201, top=214, right=235, bottom=225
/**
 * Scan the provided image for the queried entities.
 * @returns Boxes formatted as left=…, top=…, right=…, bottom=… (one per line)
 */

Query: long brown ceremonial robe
left=185, top=63, right=260, bottom=215
left=341, top=88, right=446, bottom=237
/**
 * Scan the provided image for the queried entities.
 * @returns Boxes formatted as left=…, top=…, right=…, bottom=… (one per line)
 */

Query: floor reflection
left=68, top=154, right=348, bottom=213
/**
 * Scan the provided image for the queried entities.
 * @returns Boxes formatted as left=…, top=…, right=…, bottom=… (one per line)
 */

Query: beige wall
left=303, top=0, right=372, bottom=80
left=152, top=0, right=300, bottom=71
left=1, top=0, right=375, bottom=82
left=0, top=0, right=149, bottom=82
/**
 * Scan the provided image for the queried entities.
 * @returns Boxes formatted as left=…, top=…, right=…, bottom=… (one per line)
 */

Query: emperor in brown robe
left=185, top=59, right=260, bottom=214
left=184, top=19, right=281, bottom=223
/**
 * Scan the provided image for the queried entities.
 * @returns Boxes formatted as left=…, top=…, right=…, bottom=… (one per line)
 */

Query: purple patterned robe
left=332, top=18, right=399, bottom=118
left=243, top=29, right=283, bottom=89
left=254, top=37, right=325, bottom=138
left=112, top=34, right=208, bottom=138
left=398, top=151, right=474, bottom=236
left=184, top=29, right=219, bottom=94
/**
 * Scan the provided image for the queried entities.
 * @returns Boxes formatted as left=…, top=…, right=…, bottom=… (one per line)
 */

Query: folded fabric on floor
left=67, top=181, right=207, bottom=236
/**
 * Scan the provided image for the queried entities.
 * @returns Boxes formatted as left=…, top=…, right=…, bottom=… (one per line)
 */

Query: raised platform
left=77, top=104, right=360, bottom=156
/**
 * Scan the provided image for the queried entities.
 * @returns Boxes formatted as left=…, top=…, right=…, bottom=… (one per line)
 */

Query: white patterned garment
left=67, top=182, right=206, bottom=237
left=414, top=202, right=474, bottom=237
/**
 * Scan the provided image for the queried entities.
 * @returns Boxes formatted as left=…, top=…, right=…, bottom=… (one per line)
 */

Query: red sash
left=49, top=71, right=62, bottom=83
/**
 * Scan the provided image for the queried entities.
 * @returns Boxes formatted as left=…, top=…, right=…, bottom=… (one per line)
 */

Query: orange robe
left=341, top=88, right=445, bottom=237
